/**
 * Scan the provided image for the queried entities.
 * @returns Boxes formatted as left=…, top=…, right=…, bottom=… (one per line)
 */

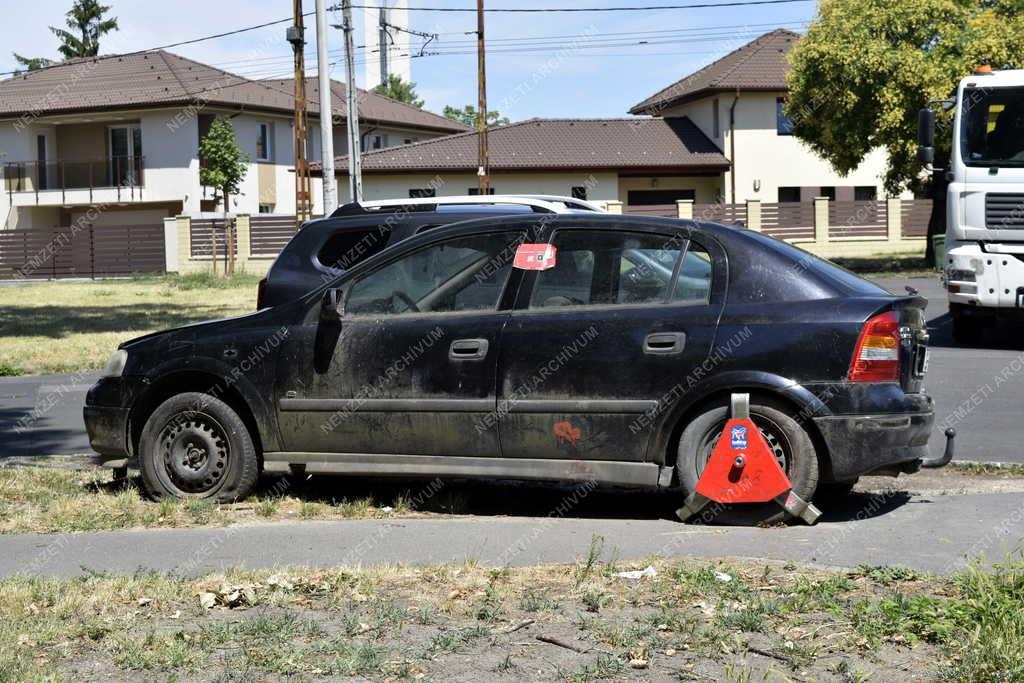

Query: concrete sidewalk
left=4, top=490, right=1023, bottom=578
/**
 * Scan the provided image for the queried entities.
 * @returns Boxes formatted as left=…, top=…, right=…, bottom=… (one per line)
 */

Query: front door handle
left=644, top=332, right=686, bottom=355
left=449, top=338, right=489, bottom=361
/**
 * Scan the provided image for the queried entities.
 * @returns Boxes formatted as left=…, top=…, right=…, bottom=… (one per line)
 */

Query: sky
left=1, top=0, right=819, bottom=121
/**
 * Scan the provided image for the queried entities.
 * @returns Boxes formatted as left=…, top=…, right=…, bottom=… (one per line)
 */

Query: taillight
left=256, top=277, right=268, bottom=310
left=848, top=310, right=900, bottom=382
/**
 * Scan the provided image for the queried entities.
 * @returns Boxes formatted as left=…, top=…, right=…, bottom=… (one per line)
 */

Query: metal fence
left=623, top=204, right=678, bottom=217
left=828, top=200, right=888, bottom=239
left=693, top=202, right=747, bottom=225
left=760, top=202, right=815, bottom=241
left=901, top=199, right=932, bottom=238
left=0, top=224, right=165, bottom=279
left=190, top=218, right=239, bottom=259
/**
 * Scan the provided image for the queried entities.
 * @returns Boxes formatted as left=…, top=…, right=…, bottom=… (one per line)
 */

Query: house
left=325, top=117, right=730, bottom=205
left=628, top=28, right=895, bottom=204
left=0, top=51, right=467, bottom=230
left=329, top=29, right=897, bottom=209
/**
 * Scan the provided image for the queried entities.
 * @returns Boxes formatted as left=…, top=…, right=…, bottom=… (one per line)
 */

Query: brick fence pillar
left=746, top=199, right=762, bottom=231
left=886, top=197, right=902, bottom=242
left=605, top=200, right=623, bottom=214
left=676, top=199, right=694, bottom=220
left=814, top=197, right=830, bottom=244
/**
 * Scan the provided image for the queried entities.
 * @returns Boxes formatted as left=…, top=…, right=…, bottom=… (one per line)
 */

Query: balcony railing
left=3, top=156, right=145, bottom=203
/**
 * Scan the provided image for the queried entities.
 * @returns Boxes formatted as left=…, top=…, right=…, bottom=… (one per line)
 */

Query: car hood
left=117, top=307, right=281, bottom=351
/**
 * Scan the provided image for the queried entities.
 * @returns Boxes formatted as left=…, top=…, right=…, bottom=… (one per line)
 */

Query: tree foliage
left=442, top=104, right=510, bottom=128
left=787, top=0, right=1024, bottom=194
left=199, top=117, right=249, bottom=207
left=11, top=0, right=118, bottom=72
left=373, top=74, right=424, bottom=108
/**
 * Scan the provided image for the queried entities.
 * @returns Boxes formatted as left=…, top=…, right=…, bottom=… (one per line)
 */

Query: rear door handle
left=644, top=332, right=686, bottom=355
left=449, top=338, right=489, bottom=361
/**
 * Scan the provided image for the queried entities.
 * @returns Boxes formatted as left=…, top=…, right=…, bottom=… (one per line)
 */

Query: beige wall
left=662, top=92, right=901, bottom=203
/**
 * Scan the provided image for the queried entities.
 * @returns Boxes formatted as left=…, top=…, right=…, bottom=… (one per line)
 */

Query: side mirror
left=320, top=287, right=344, bottom=322
left=917, top=108, right=936, bottom=164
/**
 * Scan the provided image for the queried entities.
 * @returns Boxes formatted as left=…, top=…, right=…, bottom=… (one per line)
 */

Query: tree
left=786, top=0, right=1024, bottom=262
left=11, top=0, right=118, bottom=72
left=442, top=104, right=510, bottom=128
left=373, top=74, right=424, bottom=108
left=199, top=117, right=249, bottom=275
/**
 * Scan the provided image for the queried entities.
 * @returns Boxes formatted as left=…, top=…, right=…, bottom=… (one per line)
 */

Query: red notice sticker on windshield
left=513, top=243, right=557, bottom=271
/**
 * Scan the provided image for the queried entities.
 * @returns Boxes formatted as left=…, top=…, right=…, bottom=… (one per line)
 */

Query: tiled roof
left=630, top=29, right=799, bottom=115
left=322, top=117, right=729, bottom=174
left=0, top=51, right=468, bottom=134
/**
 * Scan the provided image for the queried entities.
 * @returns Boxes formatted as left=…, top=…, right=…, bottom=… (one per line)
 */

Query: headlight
left=102, top=349, right=128, bottom=377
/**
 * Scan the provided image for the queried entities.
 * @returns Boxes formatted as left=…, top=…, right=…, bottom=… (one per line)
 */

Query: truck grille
left=985, top=193, right=1024, bottom=229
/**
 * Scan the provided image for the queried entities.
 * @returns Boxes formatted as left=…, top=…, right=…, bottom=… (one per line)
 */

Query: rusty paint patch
left=553, top=420, right=582, bottom=446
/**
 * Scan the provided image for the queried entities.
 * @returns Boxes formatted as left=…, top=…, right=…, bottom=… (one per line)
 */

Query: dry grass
left=0, top=273, right=258, bottom=375
left=0, top=465, right=445, bottom=534
left=3, top=550, right=1020, bottom=682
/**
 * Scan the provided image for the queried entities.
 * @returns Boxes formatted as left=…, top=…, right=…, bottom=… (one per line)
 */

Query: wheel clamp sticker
left=513, top=243, right=557, bottom=270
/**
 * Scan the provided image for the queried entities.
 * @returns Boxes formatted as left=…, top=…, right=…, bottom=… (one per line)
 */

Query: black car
left=258, top=195, right=600, bottom=309
left=85, top=213, right=949, bottom=524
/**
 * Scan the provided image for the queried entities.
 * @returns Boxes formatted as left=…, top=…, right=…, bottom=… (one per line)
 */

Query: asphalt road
left=0, top=274, right=1021, bottom=463
left=2, top=489, right=1022, bottom=578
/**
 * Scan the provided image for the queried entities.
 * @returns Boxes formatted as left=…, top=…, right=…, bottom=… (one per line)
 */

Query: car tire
left=138, top=392, right=259, bottom=503
left=675, top=398, right=819, bottom=526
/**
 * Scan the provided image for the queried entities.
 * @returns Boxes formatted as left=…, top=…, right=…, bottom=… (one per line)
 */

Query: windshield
left=962, top=86, right=1024, bottom=166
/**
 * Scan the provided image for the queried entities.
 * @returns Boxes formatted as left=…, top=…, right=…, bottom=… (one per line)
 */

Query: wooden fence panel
left=250, top=215, right=299, bottom=257
left=828, top=200, right=888, bottom=239
left=624, top=204, right=677, bottom=218
left=0, top=224, right=164, bottom=279
left=190, top=219, right=239, bottom=259
left=693, top=203, right=747, bottom=225
left=761, top=202, right=815, bottom=241
left=901, top=199, right=933, bottom=238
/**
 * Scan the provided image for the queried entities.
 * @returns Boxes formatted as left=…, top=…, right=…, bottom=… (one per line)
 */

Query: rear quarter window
left=316, top=227, right=392, bottom=271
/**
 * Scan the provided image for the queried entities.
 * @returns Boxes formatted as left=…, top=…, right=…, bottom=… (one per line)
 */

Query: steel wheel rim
left=695, top=414, right=792, bottom=479
left=156, top=411, right=230, bottom=495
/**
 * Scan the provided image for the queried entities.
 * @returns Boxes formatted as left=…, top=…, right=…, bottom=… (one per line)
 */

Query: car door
left=496, top=223, right=726, bottom=463
left=276, top=227, right=527, bottom=457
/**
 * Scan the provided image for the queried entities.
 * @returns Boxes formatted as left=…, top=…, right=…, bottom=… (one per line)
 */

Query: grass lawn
left=830, top=252, right=937, bottom=280
left=0, top=273, right=258, bottom=376
left=1, top=546, right=1021, bottom=681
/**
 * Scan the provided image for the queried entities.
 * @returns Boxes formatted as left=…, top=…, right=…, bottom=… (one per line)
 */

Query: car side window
left=529, top=230, right=682, bottom=308
left=346, top=232, right=524, bottom=316
left=317, top=227, right=392, bottom=271
left=672, top=243, right=713, bottom=305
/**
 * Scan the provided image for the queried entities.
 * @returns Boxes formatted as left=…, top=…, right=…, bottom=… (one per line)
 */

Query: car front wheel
left=675, top=399, right=819, bottom=525
left=138, top=392, right=259, bottom=502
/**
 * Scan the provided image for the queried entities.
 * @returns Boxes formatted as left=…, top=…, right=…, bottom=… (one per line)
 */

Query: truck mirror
left=917, top=108, right=936, bottom=164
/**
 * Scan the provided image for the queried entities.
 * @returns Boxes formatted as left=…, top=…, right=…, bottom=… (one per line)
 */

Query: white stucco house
left=0, top=50, right=467, bottom=230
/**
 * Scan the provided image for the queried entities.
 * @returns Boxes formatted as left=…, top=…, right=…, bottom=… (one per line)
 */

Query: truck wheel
left=138, top=392, right=259, bottom=502
left=675, top=399, right=819, bottom=525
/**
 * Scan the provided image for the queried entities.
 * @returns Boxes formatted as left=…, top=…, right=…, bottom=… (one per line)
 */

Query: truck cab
left=921, top=67, right=1024, bottom=342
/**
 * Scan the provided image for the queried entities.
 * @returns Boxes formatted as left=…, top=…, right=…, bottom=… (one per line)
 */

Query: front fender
left=645, top=370, right=832, bottom=466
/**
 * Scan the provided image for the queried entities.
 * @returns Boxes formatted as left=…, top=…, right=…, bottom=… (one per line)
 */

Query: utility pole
left=287, top=0, right=313, bottom=228
left=476, top=0, right=490, bottom=193
left=315, top=0, right=336, bottom=215
left=378, top=5, right=389, bottom=87
left=341, top=0, right=363, bottom=203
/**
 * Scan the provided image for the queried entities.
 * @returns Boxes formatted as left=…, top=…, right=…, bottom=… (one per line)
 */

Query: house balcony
left=3, top=156, right=146, bottom=207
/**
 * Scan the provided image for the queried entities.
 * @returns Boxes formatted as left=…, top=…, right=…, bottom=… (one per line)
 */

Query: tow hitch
left=921, top=427, right=957, bottom=469
left=677, top=393, right=822, bottom=525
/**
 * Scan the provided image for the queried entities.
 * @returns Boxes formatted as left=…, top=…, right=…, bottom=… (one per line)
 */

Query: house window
left=776, top=98, right=794, bottom=136
left=854, top=186, right=878, bottom=201
left=571, top=186, right=588, bottom=200
left=403, top=138, right=414, bottom=145
left=409, top=188, right=436, bottom=198
left=258, top=203, right=275, bottom=214
left=371, top=134, right=387, bottom=150
left=256, top=123, right=272, bottom=161
left=819, top=186, right=836, bottom=201
left=778, top=187, right=801, bottom=203
left=468, top=187, right=495, bottom=195
left=713, top=99, right=720, bottom=138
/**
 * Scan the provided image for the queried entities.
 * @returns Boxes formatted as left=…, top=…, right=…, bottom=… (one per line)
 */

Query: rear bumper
left=813, top=410, right=934, bottom=481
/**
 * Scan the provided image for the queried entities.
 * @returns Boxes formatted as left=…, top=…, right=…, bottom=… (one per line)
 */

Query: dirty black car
left=84, top=213, right=950, bottom=524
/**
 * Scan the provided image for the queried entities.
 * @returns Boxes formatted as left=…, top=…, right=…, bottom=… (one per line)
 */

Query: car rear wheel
left=675, top=399, right=819, bottom=525
left=138, top=392, right=258, bottom=502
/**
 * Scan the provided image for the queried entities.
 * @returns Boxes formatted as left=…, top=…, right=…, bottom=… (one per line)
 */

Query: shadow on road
left=0, top=407, right=86, bottom=459
left=88, top=469, right=914, bottom=525
left=928, top=311, right=1024, bottom=351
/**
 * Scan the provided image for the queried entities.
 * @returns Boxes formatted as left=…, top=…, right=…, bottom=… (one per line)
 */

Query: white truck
left=918, top=67, right=1024, bottom=343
